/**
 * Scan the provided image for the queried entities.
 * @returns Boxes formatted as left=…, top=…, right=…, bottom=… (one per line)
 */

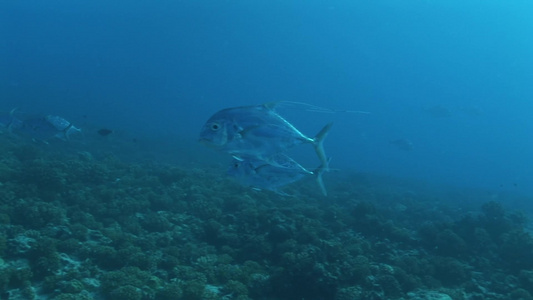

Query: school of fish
left=199, top=102, right=332, bottom=195
left=2, top=103, right=332, bottom=195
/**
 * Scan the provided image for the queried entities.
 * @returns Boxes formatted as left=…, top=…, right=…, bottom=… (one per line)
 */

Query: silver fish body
left=228, top=154, right=328, bottom=196
left=228, top=154, right=312, bottom=194
left=199, top=103, right=332, bottom=171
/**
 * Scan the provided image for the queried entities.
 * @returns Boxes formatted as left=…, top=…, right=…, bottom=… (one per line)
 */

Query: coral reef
left=0, top=135, right=532, bottom=299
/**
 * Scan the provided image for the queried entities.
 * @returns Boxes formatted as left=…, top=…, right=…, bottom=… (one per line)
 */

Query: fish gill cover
left=1, top=0, right=533, bottom=300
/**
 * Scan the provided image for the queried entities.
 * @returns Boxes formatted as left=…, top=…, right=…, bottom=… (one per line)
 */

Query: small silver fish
left=228, top=154, right=328, bottom=196
left=199, top=102, right=332, bottom=171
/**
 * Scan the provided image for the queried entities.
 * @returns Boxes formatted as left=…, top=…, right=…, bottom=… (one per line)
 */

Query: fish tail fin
left=313, top=157, right=331, bottom=196
left=61, top=124, right=82, bottom=141
left=67, top=126, right=82, bottom=140
left=6, top=108, right=19, bottom=133
left=313, top=122, right=333, bottom=172
left=316, top=167, right=327, bottom=196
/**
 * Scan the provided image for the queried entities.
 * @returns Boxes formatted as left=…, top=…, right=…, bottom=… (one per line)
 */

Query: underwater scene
left=1, top=1, right=533, bottom=300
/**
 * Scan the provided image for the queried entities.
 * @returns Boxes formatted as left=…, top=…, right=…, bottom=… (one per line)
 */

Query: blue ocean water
left=1, top=1, right=532, bottom=192
left=3, top=0, right=532, bottom=197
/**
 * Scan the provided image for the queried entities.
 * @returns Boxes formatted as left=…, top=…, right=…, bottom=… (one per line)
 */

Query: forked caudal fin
left=312, top=123, right=332, bottom=196
left=58, top=124, right=82, bottom=141
left=314, top=157, right=331, bottom=196
left=313, top=122, right=333, bottom=173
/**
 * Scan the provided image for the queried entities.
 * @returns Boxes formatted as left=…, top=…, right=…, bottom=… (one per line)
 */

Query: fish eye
left=210, top=123, right=220, bottom=131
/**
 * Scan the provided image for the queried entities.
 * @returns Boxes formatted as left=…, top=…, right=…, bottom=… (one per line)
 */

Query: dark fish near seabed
left=97, top=128, right=113, bottom=136
left=199, top=102, right=333, bottom=171
left=228, top=154, right=327, bottom=195
left=17, top=115, right=81, bottom=141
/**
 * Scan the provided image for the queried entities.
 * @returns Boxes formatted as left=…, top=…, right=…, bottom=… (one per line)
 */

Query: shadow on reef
left=0, top=138, right=532, bottom=299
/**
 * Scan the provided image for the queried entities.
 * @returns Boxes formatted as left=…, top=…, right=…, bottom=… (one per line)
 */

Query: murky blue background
left=1, top=0, right=532, bottom=194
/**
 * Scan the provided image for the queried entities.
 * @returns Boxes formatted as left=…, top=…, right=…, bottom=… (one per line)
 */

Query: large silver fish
left=199, top=103, right=332, bottom=171
left=228, top=154, right=327, bottom=196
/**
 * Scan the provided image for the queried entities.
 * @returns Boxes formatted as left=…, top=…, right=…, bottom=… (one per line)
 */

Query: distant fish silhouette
left=97, top=128, right=113, bottom=136
left=390, top=138, right=413, bottom=151
left=17, top=115, right=81, bottom=141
